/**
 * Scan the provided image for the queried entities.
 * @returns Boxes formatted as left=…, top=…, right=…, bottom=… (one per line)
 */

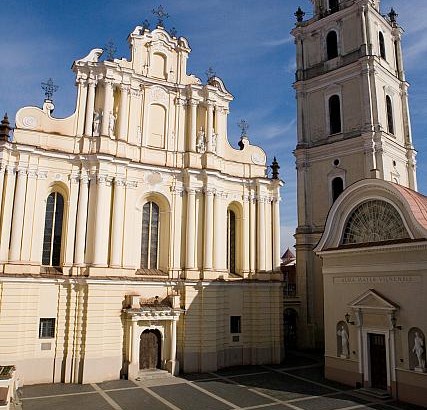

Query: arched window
left=141, top=202, right=160, bottom=269
left=332, top=177, right=344, bottom=202
left=329, top=0, right=339, bottom=13
left=386, top=96, right=394, bottom=135
left=329, top=95, right=342, bottom=134
left=42, top=192, right=64, bottom=266
left=342, top=200, right=409, bottom=245
left=379, top=32, right=386, bottom=59
left=227, top=210, right=236, bottom=273
left=326, top=31, right=338, bottom=60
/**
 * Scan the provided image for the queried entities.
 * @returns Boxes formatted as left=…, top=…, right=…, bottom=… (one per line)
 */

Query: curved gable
left=315, top=179, right=427, bottom=252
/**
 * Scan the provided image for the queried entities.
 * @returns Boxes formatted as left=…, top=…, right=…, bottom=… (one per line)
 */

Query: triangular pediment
left=349, top=289, right=398, bottom=311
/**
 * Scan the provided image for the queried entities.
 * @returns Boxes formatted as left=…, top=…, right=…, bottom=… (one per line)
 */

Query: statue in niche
left=337, top=325, right=349, bottom=358
left=196, top=127, right=206, bottom=153
left=413, top=331, right=426, bottom=370
left=93, top=110, right=101, bottom=136
left=108, top=111, right=117, bottom=138
left=211, top=132, right=217, bottom=153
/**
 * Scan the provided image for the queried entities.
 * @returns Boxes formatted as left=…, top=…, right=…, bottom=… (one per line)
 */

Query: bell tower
left=292, top=0, right=417, bottom=348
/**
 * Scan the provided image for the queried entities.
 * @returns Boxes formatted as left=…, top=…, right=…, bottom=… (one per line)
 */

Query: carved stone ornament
left=147, top=172, right=163, bottom=186
left=251, top=153, right=264, bottom=165
left=22, top=116, right=38, bottom=129
left=150, top=86, right=169, bottom=104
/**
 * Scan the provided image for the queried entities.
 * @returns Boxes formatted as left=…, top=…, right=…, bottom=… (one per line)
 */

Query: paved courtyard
left=21, top=354, right=424, bottom=410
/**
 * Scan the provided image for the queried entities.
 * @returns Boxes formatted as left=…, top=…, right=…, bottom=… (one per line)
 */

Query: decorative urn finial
left=388, top=8, right=398, bottom=24
left=0, top=113, right=12, bottom=141
left=271, top=156, right=280, bottom=180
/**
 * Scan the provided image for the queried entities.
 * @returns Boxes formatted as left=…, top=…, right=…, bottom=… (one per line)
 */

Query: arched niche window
left=379, top=32, right=386, bottom=60
left=342, top=200, right=410, bottom=245
left=329, top=0, right=339, bottom=13
left=141, top=201, right=160, bottom=269
left=332, top=177, right=344, bottom=202
left=386, top=95, right=395, bottom=135
left=42, top=192, right=64, bottom=266
left=151, top=52, right=167, bottom=79
left=329, top=94, right=342, bottom=134
left=227, top=209, right=236, bottom=274
left=326, top=31, right=338, bottom=60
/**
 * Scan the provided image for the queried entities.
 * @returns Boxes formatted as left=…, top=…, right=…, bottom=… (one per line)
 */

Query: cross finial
left=104, top=40, right=117, bottom=61
left=0, top=113, right=12, bottom=141
left=170, top=27, right=177, bottom=38
left=294, top=7, right=305, bottom=23
left=205, top=67, right=216, bottom=81
left=41, top=78, right=59, bottom=101
left=388, top=8, right=398, bottom=24
left=238, top=119, right=249, bottom=137
left=152, top=5, right=169, bottom=27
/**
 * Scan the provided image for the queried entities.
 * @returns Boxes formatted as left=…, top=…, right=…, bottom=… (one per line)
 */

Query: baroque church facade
left=0, top=23, right=283, bottom=384
left=292, top=0, right=427, bottom=405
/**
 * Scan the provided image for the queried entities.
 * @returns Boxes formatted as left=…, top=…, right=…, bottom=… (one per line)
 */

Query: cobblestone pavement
left=21, top=354, right=425, bottom=410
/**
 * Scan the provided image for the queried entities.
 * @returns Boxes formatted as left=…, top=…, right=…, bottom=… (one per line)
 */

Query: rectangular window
left=230, top=316, right=241, bottom=334
left=39, top=318, right=56, bottom=339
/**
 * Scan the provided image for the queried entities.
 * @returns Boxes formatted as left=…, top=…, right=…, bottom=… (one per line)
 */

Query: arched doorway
left=284, top=308, right=298, bottom=350
left=139, top=329, right=161, bottom=370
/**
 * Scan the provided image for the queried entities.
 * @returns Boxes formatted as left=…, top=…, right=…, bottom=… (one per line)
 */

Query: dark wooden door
left=139, top=331, right=160, bottom=370
left=369, top=333, right=387, bottom=390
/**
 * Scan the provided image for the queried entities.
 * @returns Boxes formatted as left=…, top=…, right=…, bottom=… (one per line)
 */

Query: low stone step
left=135, top=369, right=173, bottom=381
left=357, top=387, right=391, bottom=400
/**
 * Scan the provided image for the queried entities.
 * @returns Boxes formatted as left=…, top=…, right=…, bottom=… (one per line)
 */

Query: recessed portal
left=139, top=329, right=161, bottom=370
left=369, top=333, right=387, bottom=390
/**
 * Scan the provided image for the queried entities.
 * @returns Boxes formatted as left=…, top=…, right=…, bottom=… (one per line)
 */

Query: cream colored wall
left=0, top=23, right=283, bottom=384
left=0, top=278, right=282, bottom=384
left=321, top=244, right=427, bottom=404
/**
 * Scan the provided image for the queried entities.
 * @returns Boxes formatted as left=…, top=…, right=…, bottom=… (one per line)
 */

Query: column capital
left=204, top=188, right=215, bottom=196
left=120, top=84, right=131, bottom=93
left=103, top=78, right=114, bottom=87
left=188, top=98, right=199, bottom=106
left=175, top=97, right=186, bottom=106
left=114, top=178, right=127, bottom=187
left=27, top=169, right=38, bottom=179
left=126, top=180, right=138, bottom=189
left=170, top=186, right=185, bottom=196
left=87, top=78, right=97, bottom=88
left=16, top=167, right=27, bottom=177
left=70, top=173, right=80, bottom=184
left=206, top=100, right=214, bottom=109
left=96, top=174, right=113, bottom=186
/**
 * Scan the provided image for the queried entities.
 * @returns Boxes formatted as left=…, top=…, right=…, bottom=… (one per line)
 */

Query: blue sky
left=1, top=1, right=426, bottom=252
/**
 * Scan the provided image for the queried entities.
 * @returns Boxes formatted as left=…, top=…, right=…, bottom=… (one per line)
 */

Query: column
left=206, top=101, right=214, bottom=152
left=242, top=195, right=250, bottom=276
left=110, top=178, right=126, bottom=267
left=92, top=175, right=111, bottom=266
left=118, top=84, right=130, bottom=141
left=203, top=189, right=214, bottom=270
left=272, top=197, right=281, bottom=271
left=20, top=170, right=37, bottom=261
left=185, top=189, right=196, bottom=269
left=257, top=196, right=266, bottom=271
left=189, top=99, right=198, bottom=152
left=0, top=168, right=15, bottom=262
left=76, top=78, right=88, bottom=136
left=170, top=187, right=183, bottom=277
left=64, top=175, right=79, bottom=266
left=84, top=79, right=96, bottom=136
left=101, top=80, right=114, bottom=137
left=0, top=167, right=5, bottom=219
left=74, top=176, right=89, bottom=265
left=167, top=319, right=179, bottom=375
left=249, top=194, right=256, bottom=274
left=213, top=192, right=224, bottom=271
left=9, top=168, right=28, bottom=262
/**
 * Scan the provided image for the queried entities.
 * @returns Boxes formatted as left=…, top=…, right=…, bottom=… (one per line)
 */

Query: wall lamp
left=391, top=315, right=402, bottom=330
left=345, top=312, right=355, bottom=325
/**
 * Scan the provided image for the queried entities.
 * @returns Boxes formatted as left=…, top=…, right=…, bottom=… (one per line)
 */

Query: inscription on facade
left=334, top=276, right=421, bottom=284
